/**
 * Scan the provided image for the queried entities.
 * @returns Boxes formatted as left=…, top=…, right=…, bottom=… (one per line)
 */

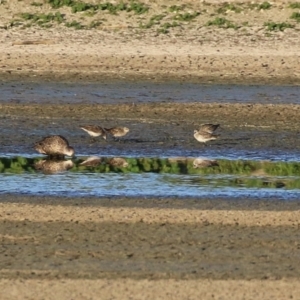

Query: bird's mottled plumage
left=108, top=157, right=129, bottom=168
left=199, top=123, right=220, bottom=134
left=193, top=130, right=219, bottom=144
left=34, top=159, right=74, bottom=174
left=104, top=127, right=130, bottom=138
left=193, top=158, right=219, bottom=168
left=79, top=156, right=102, bottom=167
left=34, top=135, right=75, bottom=157
left=80, top=125, right=107, bottom=140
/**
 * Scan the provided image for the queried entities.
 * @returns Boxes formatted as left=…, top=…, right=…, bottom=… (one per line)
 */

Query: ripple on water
left=1, top=158, right=300, bottom=200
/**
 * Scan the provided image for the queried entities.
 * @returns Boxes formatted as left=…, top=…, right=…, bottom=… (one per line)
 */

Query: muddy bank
left=1, top=195, right=300, bottom=282
left=1, top=102, right=300, bottom=158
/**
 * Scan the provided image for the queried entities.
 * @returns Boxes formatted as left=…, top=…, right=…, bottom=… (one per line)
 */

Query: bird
left=199, top=123, right=220, bottom=134
left=34, top=135, right=75, bottom=158
left=193, top=130, right=219, bottom=144
left=193, top=157, right=219, bottom=168
left=79, top=156, right=102, bottom=167
left=104, top=126, right=129, bottom=141
left=80, top=125, right=107, bottom=142
left=34, top=159, right=74, bottom=174
left=108, top=157, right=129, bottom=168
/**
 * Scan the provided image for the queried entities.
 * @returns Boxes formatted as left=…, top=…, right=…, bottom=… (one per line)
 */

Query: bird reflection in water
left=108, top=157, right=129, bottom=168
left=79, top=156, right=102, bottom=167
left=34, top=159, right=74, bottom=174
left=193, top=157, right=219, bottom=169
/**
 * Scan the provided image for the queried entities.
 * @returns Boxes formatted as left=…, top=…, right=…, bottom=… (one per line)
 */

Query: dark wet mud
left=1, top=195, right=300, bottom=281
left=1, top=100, right=300, bottom=160
left=1, top=82, right=300, bottom=283
left=1, top=218, right=300, bottom=280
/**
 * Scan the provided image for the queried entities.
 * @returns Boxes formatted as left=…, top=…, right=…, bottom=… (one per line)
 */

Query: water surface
left=2, top=81, right=299, bottom=104
left=1, top=156, right=300, bottom=200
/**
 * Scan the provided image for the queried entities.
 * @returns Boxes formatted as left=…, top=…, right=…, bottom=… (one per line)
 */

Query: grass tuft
left=291, top=11, right=300, bottom=22
left=206, top=17, right=239, bottom=29
left=264, top=21, right=294, bottom=31
left=173, top=12, right=200, bottom=22
left=289, top=2, right=300, bottom=9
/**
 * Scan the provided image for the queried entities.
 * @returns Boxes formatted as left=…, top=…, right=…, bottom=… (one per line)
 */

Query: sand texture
left=1, top=0, right=300, bottom=298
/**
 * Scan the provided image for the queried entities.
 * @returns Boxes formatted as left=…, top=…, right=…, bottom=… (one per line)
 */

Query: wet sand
left=1, top=196, right=300, bottom=299
left=1, top=102, right=300, bottom=157
left=1, top=0, right=300, bottom=298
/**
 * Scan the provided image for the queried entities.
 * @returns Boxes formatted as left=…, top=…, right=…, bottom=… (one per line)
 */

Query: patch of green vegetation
left=247, top=1, right=272, bottom=10
left=206, top=17, right=239, bottom=29
left=264, top=21, right=294, bottom=31
left=31, top=1, right=43, bottom=6
left=216, top=3, right=242, bottom=14
left=157, top=21, right=180, bottom=33
left=169, top=5, right=185, bottom=12
left=258, top=1, right=272, bottom=10
left=127, top=1, right=149, bottom=14
left=289, top=2, right=300, bottom=9
left=97, top=2, right=126, bottom=14
left=139, top=14, right=165, bottom=29
left=4, top=157, right=300, bottom=190
left=173, top=12, right=200, bottom=22
left=65, top=20, right=85, bottom=29
left=20, top=12, right=64, bottom=25
left=48, top=0, right=74, bottom=9
left=291, top=11, right=300, bottom=22
left=71, top=2, right=93, bottom=13
left=48, top=0, right=148, bottom=15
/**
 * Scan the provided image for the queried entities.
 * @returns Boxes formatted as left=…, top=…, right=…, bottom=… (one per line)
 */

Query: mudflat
left=1, top=0, right=300, bottom=299
left=1, top=196, right=300, bottom=299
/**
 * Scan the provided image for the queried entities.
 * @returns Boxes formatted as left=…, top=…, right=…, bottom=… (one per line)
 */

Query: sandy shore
left=1, top=196, right=300, bottom=299
left=2, top=30, right=300, bottom=84
left=1, top=0, right=300, bottom=84
left=1, top=0, right=300, bottom=298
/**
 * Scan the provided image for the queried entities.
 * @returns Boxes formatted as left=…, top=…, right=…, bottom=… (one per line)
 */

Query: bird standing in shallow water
left=193, top=130, right=219, bottom=144
left=194, top=123, right=220, bottom=145
left=34, top=135, right=75, bottom=158
left=198, top=123, right=220, bottom=134
left=80, top=125, right=107, bottom=142
left=104, top=126, right=129, bottom=141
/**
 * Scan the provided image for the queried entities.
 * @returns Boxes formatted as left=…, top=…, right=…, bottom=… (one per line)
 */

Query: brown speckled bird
left=80, top=125, right=107, bottom=142
left=34, top=135, right=75, bottom=158
left=199, top=123, right=220, bottom=134
left=193, top=130, right=219, bottom=144
left=104, top=126, right=129, bottom=141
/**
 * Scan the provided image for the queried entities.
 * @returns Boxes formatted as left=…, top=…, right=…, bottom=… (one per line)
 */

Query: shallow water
left=1, top=156, right=300, bottom=200
left=2, top=81, right=300, bottom=104
left=2, top=172, right=300, bottom=200
left=1, top=81, right=300, bottom=200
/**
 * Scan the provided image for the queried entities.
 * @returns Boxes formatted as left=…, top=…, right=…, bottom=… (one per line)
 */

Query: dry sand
left=1, top=0, right=300, bottom=298
left=0, top=0, right=300, bottom=84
